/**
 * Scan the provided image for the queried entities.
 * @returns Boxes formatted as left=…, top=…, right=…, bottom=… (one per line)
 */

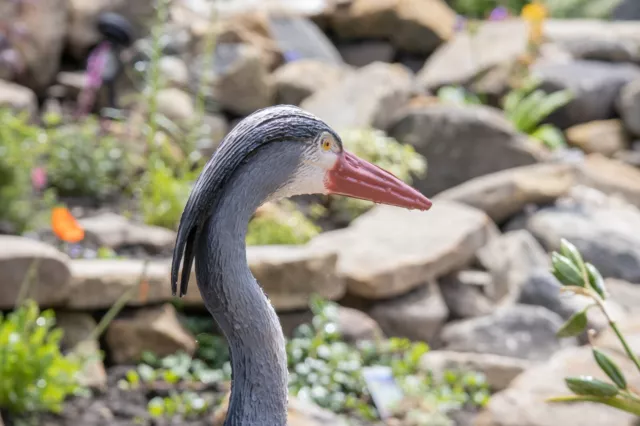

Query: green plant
left=246, top=200, right=321, bottom=246
left=0, top=300, right=85, bottom=416
left=180, top=316, right=231, bottom=369
left=286, top=296, right=489, bottom=422
left=502, top=76, right=573, bottom=150
left=147, top=391, right=212, bottom=419
left=140, top=162, right=195, bottom=230
left=437, top=86, right=484, bottom=106
left=547, top=239, right=640, bottom=415
left=452, top=0, right=528, bottom=18
left=543, top=0, right=622, bottom=18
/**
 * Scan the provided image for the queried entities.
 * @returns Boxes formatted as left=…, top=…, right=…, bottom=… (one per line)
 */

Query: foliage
left=0, top=300, right=84, bottom=416
left=180, top=316, right=231, bottom=370
left=502, top=76, right=573, bottom=150
left=246, top=200, right=321, bottom=246
left=140, top=162, right=195, bottom=230
left=319, top=128, right=427, bottom=223
left=452, top=0, right=528, bottom=18
left=451, top=0, right=620, bottom=18
left=437, top=86, right=483, bottom=106
left=286, top=296, right=490, bottom=422
left=547, top=239, right=640, bottom=416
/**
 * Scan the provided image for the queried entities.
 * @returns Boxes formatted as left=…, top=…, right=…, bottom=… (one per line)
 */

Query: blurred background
left=1, top=0, right=640, bottom=425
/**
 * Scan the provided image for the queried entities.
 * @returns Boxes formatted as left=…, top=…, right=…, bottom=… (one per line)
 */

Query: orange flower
left=521, top=2, right=547, bottom=22
left=51, top=207, right=85, bottom=243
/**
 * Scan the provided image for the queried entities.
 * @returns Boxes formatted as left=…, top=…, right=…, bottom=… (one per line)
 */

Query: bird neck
left=194, top=145, right=302, bottom=426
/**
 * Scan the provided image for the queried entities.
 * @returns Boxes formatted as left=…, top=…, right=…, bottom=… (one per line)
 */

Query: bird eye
left=321, top=138, right=332, bottom=152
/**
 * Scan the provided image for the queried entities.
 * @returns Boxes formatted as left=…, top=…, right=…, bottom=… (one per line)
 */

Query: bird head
left=171, top=105, right=432, bottom=296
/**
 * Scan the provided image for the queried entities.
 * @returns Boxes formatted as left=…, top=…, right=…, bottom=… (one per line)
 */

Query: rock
left=331, top=0, right=456, bottom=55
left=337, top=307, right=384, bottom=343
left=416, top=20, right=528, bottom=91
left=617, top=78, right=640, bottom=137
left=420, top=350, right=532, bottom=391
left=613, top=0, right=640, bottom=19
left=596, top=313, right=640, bottom=356
left=441, top=305, right=576, bottom=361
left=576, top=154, right=640, bottom=208
left=566, top=119, right=628, bottom=157
left=438, top=270, right=495, bottom=319
left=0, top=80, right=37, bottom=117
left=196, top=114, right=229, bottom=158
left=78, top=212, right=176, bottom=254
left=271, top=59, right=346, bottom=106
left=156, top=88, right=195, bottom=123
left=337, top=41, right=396, bottom=68
left=475, top=345, right=640, bottom=426
left=389, top=104, right=549, bottom=196
left=158, top=56, right=189, bottom=89
left=0, top=0, right=68, bottom=92
left=106, top=304, right=196, bottom=364
left=309, top=201, right=498, bottom=299
left=476, top=230, right=550, bottom=303
left=0, top=236, right=71, bottom=309
left=530, top=60, right=640, bottom=129
left=522, top=190, right=640, bottom=282
left=435, top=163, right=576, bottom=224
left=197, top=43, right=274, bottom=116
left=369, top=283, right=448, bottom=344
left=606, top=278, right=640, bottom=314
left=301, top=61, right=413, bottom=131
left=55, top=313, right=106, bottom=389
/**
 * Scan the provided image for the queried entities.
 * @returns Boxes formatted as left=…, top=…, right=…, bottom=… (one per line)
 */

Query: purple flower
left=31, top=167, right=47, bottom=191
left=488, top=6, right=509, bottom=21
left=76, top=40, right=111, bottom=116
left=283, top=50, right=302, bottom=63
left=454, top=15, right=467, bottom=32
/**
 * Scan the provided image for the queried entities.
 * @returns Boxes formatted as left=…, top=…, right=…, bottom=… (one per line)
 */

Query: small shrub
left=437, top=86, right=484, bottom=106
left=246, top=200, right=321, bottom=246
left=0, top=300, right=84, bottom=416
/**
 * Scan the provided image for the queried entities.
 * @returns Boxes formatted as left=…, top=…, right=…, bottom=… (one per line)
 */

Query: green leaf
left=556, top=310, right=588, bottom=338
left=551, top=252, right=585, bottom=287
left=525, top=89, right=574, bottom=132
left=530, top=124, right=567, bottom=150
left=585, top=263, right=607, bottom=299
left=566, top=376, right=619, bottom=397
left=559, top=239, right=586, bottom=272
left=593, top=349, right=627, bottom=390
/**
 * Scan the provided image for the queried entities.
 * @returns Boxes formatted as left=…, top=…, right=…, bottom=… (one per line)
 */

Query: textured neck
left=194, top=143, right=302, bottom=426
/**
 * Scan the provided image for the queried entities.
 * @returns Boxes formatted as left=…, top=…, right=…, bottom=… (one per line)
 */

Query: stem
left=547, top=395, right=640, bottom=416
left=15, top=258, right=40, bottom=307
left=610, top=321, right=640, bottom=374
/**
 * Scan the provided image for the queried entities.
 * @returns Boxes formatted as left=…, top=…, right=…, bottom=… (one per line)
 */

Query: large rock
left=420, top=350, right=532, bottom=391
left=416, top=20, right=529, bottom=91
left=106, top=304, right=196, bottom=364
left=196, top=43, right=274, bottom=116
left=271, top=59, right=346, bottom=105
left=78, top=212, right=176, bottom=254
left=521, top=189, right=640, bottom=282
left=531, top=60, right=640, bottom=129
left=576, top=154, right=640, bottom=208
left=475, top=345, right=640, bottom=426
left=309, top=201, right=498, bottom=299
left=437, top=270, right=495, bottom=319
left=369, top=283, right=448, bottom=343
left=300, top=61, right=413, bottom=131
left=330, top=0, right=456, bottom=55
left=566, top=119, right=629, bottom=157
left=337, top=307, right=384, bottom=343
left=389, top=104, right=549, bottom=196
left=606, top=278, right=640, bottom=314
left=435, top=163, right=576, bottom=224
left=441, top=305, right=577, bottom=361
left=0, top=0, right=68, bottom=92
left=476, top=230, right=550, bottom=303
left=156, top=88, right=195, bottom=123
left=0, top=236, right=71, bottom=309
left=337, top=41, right=396, bottom=68
left=617, top=78, right=640, bottom=137
left=0, top=80, right=37, bottom=117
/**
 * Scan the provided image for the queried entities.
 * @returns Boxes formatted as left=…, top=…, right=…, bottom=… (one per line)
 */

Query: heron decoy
left=171, top=105, right=432, bottom=426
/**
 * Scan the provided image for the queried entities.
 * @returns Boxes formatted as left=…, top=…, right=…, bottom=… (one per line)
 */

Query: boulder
left=106, top=304, right=196, bottom=364
left=566, top=119, right=629, bottom=157
left=0, top=0, right=68, bottom=92
left=437, top=270, right=495, bottom=319
left=475, top=345, right=640, bottom=426
left=435, top=163, right=576, bottom=224
left=420, top=350, right=532, bottom=391
left=521, top=189, right=640, bottom=282
left=337, top=307, right=384, bottom=343
left=476, top=230, right=550, bottom=303
left=617, top=78, right=640, bottom=137
left=197, top=114, right=229, bottom=158
left=156, top=88, right=195, bottom=123
left=530, top=60, right=640, bottom=129
left=576, top=154, right=640, bottom=208
left=389, top=104, right=549, bottom=196
left=0, top=236, right=71, bottom=309
left=337, top=41, right=396, bottom=68
left=0, top=80, right=37, bottom=117
left=300, top=61, right=413, bottom=131
left=330, top=0, right=456, bottom=55
left=369, top=283, right=448, bottom=344
left=416, top=20, right=529, bottom=91
left=78, top=212, right=176, bottom=254
left=271, top=59, right=346, bottom=105
left=308, top=201, right=498, bottom=299
left=606, top=278, right=640, bottom=314
left=158, top=56, right=190, bottom=89
left=441, top=305, right=577, bottom=361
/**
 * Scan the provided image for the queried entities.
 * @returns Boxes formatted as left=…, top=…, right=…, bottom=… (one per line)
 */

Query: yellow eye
left=321, top=138, right=332, bottom=151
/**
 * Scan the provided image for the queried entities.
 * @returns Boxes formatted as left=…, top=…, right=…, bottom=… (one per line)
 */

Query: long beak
left=324, top=151, right=432, bottom=211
